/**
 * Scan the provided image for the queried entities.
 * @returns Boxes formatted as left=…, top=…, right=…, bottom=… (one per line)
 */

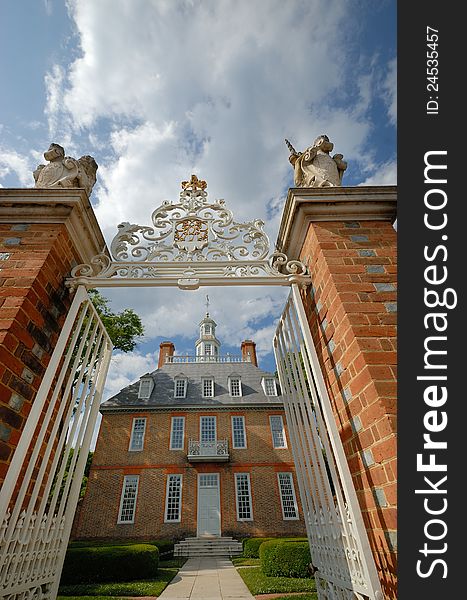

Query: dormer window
left=174, top=377, right=187, bottom=399
left=138, top=377, right=153, bottom=399
left=202, top=377, right=215, bottom=398
left=229, top=376, right=242, bottom=397
left=262, top=377, right=278, bottom=396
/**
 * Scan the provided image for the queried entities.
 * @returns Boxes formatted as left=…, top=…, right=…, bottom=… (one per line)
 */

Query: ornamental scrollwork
left=67, top=175, right=310, bottom=288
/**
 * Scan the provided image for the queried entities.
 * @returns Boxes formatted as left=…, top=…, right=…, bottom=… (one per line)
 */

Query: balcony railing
left=166, top=355, right=250, bottom=364
left=187, top=439, right=230, bottom=462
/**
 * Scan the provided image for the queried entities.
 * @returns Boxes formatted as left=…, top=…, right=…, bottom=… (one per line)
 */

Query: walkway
left=158, top=557, right=255, bottom=599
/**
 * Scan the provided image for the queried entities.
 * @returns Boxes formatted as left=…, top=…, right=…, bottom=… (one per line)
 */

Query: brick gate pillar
left=0, top=188, right=106, bottom=482
left=277, top=185, right=397, bottom=599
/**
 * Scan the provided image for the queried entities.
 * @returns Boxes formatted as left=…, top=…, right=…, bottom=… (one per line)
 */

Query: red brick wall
left=299, top=219, right=397, bottom=599
left=73, top=409, right=307, bottom=541
left=0, top=223, right=80, bottom=484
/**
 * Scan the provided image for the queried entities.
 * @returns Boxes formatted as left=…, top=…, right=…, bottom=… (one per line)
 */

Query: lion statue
left=33, top=143, right=98, bottom=197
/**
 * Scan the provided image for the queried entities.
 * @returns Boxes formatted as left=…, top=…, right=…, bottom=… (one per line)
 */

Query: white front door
left=197, top=473, right=221, bottom=537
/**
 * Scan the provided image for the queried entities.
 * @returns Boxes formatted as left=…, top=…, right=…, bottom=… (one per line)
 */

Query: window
left=204, top=324, right=212, bottom=335
left=129, top=417, right=146, bottom=451
left=229, top=376, right=242, bottom=397
left=234, top=473, right=253, bottom=520
left=202, top=377, right=214, bottom=398
left=118, top=475, right=139, bottom=523
left=270, top=415, right=287, bottom=448
left=200, top=416, right=216, bottom=442
left=277, top=473, right=299, bottom=520
left=165, top=474, right=182, bottom=522
left=174, top=378, right=187, bottom=398
left=263, top=377, right=278, bottom=396
left=170, top=416, right=185, bottom=450
left=204, top=343, right=212, bottom=355
left=232, top=416, right=246, bottom=448
left=138, top=377, right=153, bottom=399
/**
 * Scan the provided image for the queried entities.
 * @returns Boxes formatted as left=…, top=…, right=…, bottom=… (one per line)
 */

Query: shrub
left=242, top=537, right=273, bottom=558
left=260, top=540, right=311, bottom=578
left=60, top=544, right=159, bottom=584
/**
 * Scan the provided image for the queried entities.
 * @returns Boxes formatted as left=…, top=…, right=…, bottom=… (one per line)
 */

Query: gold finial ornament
left=181, top=174, right=207, bottom=191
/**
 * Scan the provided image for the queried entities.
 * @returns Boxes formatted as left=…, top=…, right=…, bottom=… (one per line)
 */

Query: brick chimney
left=241, top=340, right=257, bottom=367
left=158, top=341, right=175, bottom=368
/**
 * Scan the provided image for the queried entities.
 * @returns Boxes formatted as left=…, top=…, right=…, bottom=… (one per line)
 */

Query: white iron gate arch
left=0, top=175, right=382, bottom=600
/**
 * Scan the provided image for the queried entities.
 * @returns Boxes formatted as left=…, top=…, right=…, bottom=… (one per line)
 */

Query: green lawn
left=270, top=595, right=317, bottom=600
left=231, top=557, right=261, bottom=567
left=238, top=566, right=316, bottom=595
left=58, top=563, right=182, bottom=597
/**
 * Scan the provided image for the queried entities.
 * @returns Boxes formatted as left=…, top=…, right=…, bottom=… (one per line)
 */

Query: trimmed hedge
left=260, top=540, right=311, bottom=578
left=243, top=537, right=273, bottom=558
left=70, top=539, right=174, bottom=559
left=60, top=544, right=159, bottom=584
left=242, top=536, right=308, bottom=559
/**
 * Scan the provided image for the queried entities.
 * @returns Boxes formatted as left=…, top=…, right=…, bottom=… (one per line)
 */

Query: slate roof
left=101, top=361, right=282, bottom=411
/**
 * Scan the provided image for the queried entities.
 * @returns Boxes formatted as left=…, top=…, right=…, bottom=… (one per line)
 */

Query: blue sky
left=0, top=0, right=396, bottom=400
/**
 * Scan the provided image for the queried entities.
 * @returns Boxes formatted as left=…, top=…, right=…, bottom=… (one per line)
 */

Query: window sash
left=264, top=378, right=277, bottom=396
left=270, top=415, right=287, bottom=448
left=202, top=378, right=214, bottom=398
left=174, top=378, right=187, bottom=398
left=234, top=473, right=253, bottom=521
left=200, top=416, right=216, bottom=442
left=165, top=474, right=182, bottom=522
left=232, top=416, right=246, bottom=448
left=277, top=472, right=299, bottom=520
left=118, top=475, right=139, bottom=523
left=138, top=378, right=152, bottom=399
left=229, top=377, right=242, bottom=397
left=129, top=417, right=146, bottom=451
left=170, top=416, right=185, bottom=450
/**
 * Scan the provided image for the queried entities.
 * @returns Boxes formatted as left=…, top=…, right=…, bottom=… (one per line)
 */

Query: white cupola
left=195, top=296, right=221, bottom=359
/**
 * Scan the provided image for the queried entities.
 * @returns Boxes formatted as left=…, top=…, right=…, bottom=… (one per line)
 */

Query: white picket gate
left=273, top=284, right=383, bottom=600
left=0, top=286, right=113, bottom=600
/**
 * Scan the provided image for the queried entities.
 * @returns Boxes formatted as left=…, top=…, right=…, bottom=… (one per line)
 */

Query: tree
left=88, top=289, right=144, bottom=351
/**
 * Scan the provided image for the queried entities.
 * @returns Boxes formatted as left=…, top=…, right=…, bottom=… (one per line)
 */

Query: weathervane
left=205, top=294, right=210, bottom=315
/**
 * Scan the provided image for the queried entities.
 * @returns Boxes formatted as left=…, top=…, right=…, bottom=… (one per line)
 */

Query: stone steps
left=174, top=536, right=243, bottom=557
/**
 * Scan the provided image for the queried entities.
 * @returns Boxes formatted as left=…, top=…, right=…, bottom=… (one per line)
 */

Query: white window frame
left=277, top=472, right=299, bottom=520
left=174, top=377, right=187, bottom=399
left=202, top=377, right=215, bottom=398
left=117, top=475, right=139, bottom=524
left=129, top=417, right=146, bottom=451
left=234, top=472, right=253, bottom=521
left=270, top=415, right=287, bottom=448
left=262, top=377, right=278, bottom=396
left=138, top=377, right=153, bottom=399
left=204, top=343, right=212, bottom=355
left=204, top=324, right=212, bottom=335
left=231, top=415, right=247, bottom=449
left=164, top=474, right=183, bottom=523
left=170, top=416, right=185, bottom=450
left=228, top=376, right=242, bottom=397
left=200, top=415, right=217, bottom=442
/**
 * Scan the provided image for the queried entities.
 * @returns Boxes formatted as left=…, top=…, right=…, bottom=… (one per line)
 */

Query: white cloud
left=37, top=0, right=396, bottom=365
left=0, top=148, right=33, bottom=187
left=104, top=351, right=155, bottom=400
left=359, top=160, right=397, bottom=186
left=382, top=58, right=397, bottom=126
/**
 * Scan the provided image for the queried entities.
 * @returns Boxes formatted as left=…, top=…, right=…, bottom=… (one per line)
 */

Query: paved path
left=158, top=557, right=255, bottom=599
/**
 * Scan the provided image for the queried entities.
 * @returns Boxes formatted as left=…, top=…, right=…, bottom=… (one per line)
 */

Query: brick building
left=74, top=310, right=307, bottom=543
